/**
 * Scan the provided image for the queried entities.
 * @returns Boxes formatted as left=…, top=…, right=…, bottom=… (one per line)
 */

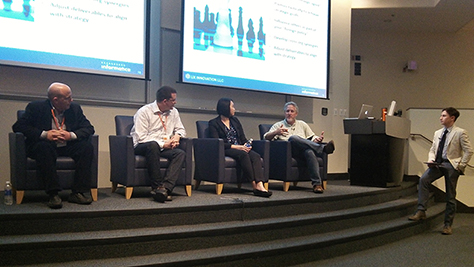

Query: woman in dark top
left=208, top=98, right=272, bottom=197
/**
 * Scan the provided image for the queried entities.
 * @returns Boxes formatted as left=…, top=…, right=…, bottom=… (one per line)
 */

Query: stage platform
left=0, top=180, right=446, bottom=267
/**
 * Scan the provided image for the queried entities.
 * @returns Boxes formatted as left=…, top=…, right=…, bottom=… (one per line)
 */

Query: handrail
left=410, top=133, right=473, bottom=169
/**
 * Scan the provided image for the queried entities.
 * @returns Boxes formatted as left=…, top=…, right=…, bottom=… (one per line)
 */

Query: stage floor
left=1, top=180, right=399, bottom=215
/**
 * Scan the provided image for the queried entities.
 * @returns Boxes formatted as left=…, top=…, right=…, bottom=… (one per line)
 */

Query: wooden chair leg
left=216, top=184, right=223, bottom=195
left=111, top=182, right=118, bottom=193
left=264, top=182, right=269, bottom=191
left=90, top=188, right=98, bottom=201
left=283, top=182, right=290, bottom=192
left=125, top=187, right=133, bottom=199
left=185, top=185, right=192, bottom=196
left=237, top=183, right=242, bottom=189
left=15, top=190, right=25, bottom=204
left=293, top=181, right=298, bottom=187
left=323, top=180, right=327, bottom=190
left=194, top=180, right=201, bottom=190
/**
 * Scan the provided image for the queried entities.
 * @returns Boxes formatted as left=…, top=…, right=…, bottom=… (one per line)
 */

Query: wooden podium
left=343, top=116, right=411, bottom=187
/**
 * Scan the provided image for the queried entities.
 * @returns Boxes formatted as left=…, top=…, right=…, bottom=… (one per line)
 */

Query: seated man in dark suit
left=12, top=82, right=95, bottom=209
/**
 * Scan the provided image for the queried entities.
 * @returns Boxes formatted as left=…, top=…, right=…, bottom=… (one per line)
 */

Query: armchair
left=193, top=121, right=269, bottom=194
left=109, top=115, right=192, bottom=199
left=9, top=110, right=98, bottom=204
left=258, top=124, right=328, bottom=191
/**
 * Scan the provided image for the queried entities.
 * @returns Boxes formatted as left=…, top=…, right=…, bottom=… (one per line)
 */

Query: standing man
left=264, top=101, right=335, bottom=194
left=131, top=86, right=186, bottom=203
left=12, top=82, right=95, bottom=209
left=409, top=107, right=472, bottom=235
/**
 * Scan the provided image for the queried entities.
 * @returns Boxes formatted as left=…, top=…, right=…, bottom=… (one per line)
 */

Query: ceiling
left=351, top=0, right=474, bottom=32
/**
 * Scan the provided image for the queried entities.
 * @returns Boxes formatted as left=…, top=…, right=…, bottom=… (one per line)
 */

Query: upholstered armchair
left=258, top=124, right=328, bottom=191
left=9, top=110, right=98, bottom=204
left=109, top=115, right=192, bottom=199
left=193, top=120, right=269, bottom=194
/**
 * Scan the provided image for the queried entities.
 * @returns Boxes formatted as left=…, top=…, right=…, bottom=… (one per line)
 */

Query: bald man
left=13, top=82, right=95, bottom=209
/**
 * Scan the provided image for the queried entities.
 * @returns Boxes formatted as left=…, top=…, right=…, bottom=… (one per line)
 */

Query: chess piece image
left=236, top=7, right=244, bottom=57
left=213, top=2, right=233, bottom=48
left=246, top=19, right=255, bottom=54
left=257, top=17, right=266, bottom=58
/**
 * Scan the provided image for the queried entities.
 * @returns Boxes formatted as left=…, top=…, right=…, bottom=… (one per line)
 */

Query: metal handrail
left=410, top=133, right=474, bottom=169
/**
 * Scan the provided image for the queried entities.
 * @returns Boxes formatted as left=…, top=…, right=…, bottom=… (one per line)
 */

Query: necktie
left=436, top=129, right=448, bottom=163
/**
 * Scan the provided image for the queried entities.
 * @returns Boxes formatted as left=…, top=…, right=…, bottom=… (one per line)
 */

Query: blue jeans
left=417, top=161, right=460, bottom=226
left=288, top=136, right=324, bottom=186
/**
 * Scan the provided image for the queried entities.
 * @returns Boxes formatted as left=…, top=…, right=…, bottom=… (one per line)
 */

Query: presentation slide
left=181, top=0, right=330, bottom=98
left=0, top=0, right=146, bottom=78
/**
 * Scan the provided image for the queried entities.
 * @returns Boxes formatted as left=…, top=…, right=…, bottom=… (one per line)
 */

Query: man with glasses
left=12, top=82, right=95, bottom=209
left=131, top=86, right=186, bottom=202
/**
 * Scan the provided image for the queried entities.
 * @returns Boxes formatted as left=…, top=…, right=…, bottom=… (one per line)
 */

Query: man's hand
left=163, top=134, right=181, bottom=150
left=314, top=131, right=324, bottom=143
left=275, top=124, right=289, bottom=135
left=47, top=129, right=71, bottom=143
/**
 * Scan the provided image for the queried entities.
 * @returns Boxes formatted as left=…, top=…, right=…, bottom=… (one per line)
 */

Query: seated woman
left=208, top=98, right=272, bottom=198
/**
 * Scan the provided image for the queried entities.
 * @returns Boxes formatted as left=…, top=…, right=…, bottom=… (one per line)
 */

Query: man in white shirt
left=131, top=86, right=186, bottom=202
left=409, top=107, right=473, bottom=235
left=264, top=101, right=335, bottom=194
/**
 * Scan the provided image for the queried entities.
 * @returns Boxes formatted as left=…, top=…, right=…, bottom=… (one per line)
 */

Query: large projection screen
left=0, top=0, right=146, bottom=79
left=181, top=0, right=330, bottom=99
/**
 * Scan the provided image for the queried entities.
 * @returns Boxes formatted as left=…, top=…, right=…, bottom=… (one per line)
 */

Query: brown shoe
left=408, top=210, right=426, bottom=221
left=442, top=224, right=452, bottom=235
left=313, top=185, right=324, bottom=194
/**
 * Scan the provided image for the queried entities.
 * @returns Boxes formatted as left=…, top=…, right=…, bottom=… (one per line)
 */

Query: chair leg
left=283, top=182, right=290, bottom=192
left=293, top=181, right=298, bottom=187
left=264, top=182, right=269, bottom=191
left=194, top=180, right=201, bottom=190
left=237, top=183, right=242, bottom=189
left=216, top=184, right=223, bottom=195
left=15, top=190, right=25, bottom=204
left=323, top=180, right=327, bottom=190
left=111, top=182, right=118, bottom=193
left=125, top=187, right=133, bottom=199
left=90, top=188, right=98, bottom=201
left=185, top=185, right=192, bottom=196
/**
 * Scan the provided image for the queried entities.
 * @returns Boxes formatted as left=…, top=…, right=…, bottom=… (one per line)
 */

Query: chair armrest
left=9, top=132, right=27, bottom=188
left=178, top=138, right=193, bottom=182
left=269, top=141, right=293, bottom=180
left=193, top=138, right=225, bottom=181
left=109, top=135, right=136, bottom=184
left=90, top=135, right=99, bottom=188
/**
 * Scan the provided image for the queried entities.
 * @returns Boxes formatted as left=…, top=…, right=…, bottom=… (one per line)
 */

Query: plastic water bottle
left=244, top=138, right=253, bottom=148
left=4, top=181, right=13, bottom=205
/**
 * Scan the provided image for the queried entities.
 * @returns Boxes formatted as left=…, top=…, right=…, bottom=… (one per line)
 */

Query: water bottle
left=4, top=181, right=13, bottom=205
left=244, top=138, right=253, bottom=148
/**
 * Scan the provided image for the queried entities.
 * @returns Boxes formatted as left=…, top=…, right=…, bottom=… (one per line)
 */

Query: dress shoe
left=48, top=194, right=63, bottom=209
left=323, top=140, right=335, bottom=154
left=408, top=210, right=426, bottom=221
left=166, top=195, right=173, bottom=201
left=68, top=193, right=93, bottom=205
left=253, top=189, right=272, bottom=198
left=442, top=224, right=452, bottom=235
left=313, top=185, right=324, bottom=194
left=152, top=187, right=168, bottom=203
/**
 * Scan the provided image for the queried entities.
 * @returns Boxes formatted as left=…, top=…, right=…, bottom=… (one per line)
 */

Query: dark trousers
left=225, top=149, right=264, bottom=183
left=289, top=135, right=324, bottom=186
left=417, top=161, right=460, bottom=226
left=28, top=139, right=93, bottom=195
left=134, top=141, right=185, bottom=192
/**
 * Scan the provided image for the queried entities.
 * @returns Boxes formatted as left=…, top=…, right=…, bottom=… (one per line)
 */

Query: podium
left=343, top=116, right=411, bottom=187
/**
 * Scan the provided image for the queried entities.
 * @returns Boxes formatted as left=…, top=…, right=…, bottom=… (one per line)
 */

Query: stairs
left=0, top=181, right=444, bottom=266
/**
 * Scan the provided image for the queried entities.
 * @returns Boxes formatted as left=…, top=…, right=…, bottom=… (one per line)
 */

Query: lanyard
left=158, top=112, right=167, bottom=131
left=51, top=109, right=65, bottom=130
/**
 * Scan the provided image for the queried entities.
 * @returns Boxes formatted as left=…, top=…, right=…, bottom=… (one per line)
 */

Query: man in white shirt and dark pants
left=131, top=86, right=186, bottom=202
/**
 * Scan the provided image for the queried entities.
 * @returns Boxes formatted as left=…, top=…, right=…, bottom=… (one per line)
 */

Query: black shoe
left=152, top=187, right=168, bottom=203
left=48, top=194, right=63, bottom=209
left=68, top=193, right=93, bottom=205
left=253, top=189, right=272, bottom=198
left=323, top=140, right=335, bottom=154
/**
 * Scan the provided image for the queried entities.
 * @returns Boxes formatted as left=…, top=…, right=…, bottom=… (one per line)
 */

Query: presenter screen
left=0, top=0, right=146, bottom=78
left=181, top=0, right=330, bottom=99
